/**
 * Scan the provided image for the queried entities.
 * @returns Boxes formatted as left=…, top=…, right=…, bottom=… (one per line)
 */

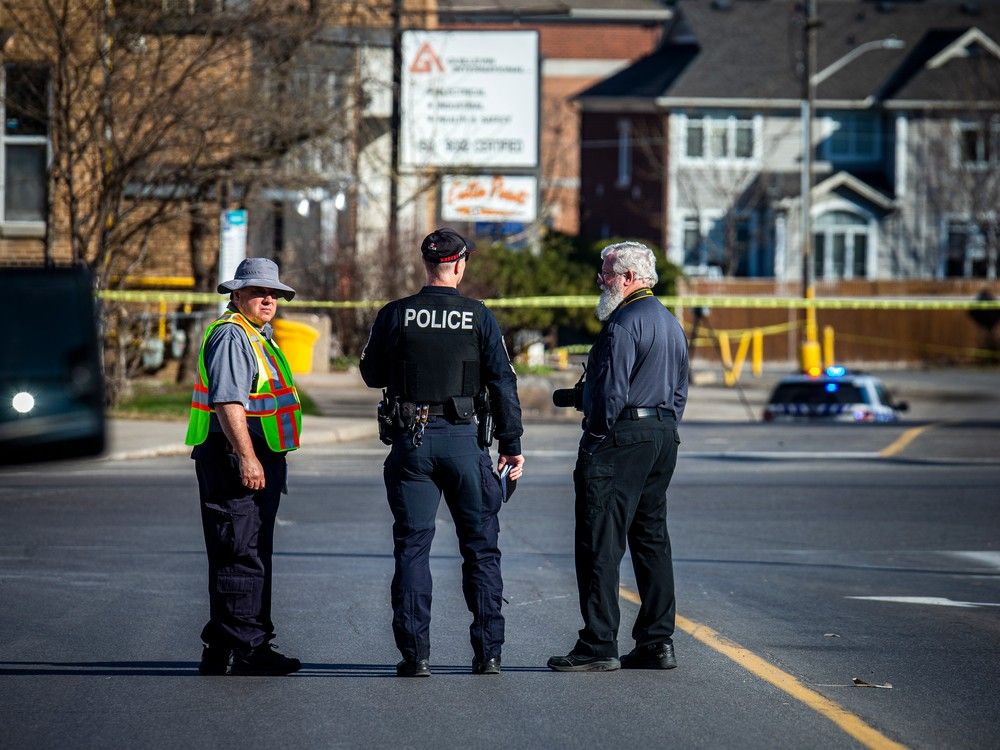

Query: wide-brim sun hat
left=217, top=257, right=296, bottom=300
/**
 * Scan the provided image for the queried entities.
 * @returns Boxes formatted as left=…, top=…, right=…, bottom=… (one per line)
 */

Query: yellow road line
left=619, top=587, right=908, bottom=750
left=879, top=424, right=934, bottom=458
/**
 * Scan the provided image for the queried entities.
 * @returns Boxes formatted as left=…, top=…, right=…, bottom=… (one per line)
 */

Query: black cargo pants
left=383, top=418, right=505, bottom=663
left=572, top=415, right=679, bottom=658
left=194, top=432, right=286, bottom=650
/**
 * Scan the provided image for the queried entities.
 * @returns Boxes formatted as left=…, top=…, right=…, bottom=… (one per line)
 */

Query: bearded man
left=548, top=241, right=689, bottom=673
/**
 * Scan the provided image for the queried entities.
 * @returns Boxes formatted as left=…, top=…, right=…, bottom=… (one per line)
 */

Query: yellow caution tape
left=96, top=290, right=1000, bottom=310
left=837, top=331, right=1000, bottom=360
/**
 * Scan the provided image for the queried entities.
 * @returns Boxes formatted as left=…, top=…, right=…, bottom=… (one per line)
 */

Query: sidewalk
left=103, top=415, right=376, bottom=461
left=103, top=367, right=772, bottom=461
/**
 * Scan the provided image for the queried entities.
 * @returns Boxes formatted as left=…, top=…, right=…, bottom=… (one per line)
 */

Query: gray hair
left=601, top=241, right=658, bottom=286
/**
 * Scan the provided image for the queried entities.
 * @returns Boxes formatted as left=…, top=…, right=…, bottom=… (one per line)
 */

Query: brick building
left=435, top=0, right=671, bottom=236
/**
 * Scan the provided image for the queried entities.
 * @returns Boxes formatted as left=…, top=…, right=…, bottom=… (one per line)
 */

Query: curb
left=102, top=421, right=378, bottom=462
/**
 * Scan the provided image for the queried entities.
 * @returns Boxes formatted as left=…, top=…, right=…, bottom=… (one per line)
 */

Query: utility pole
left=387, top=0, right=402, bottom=295
left=799, top=0, right=822, bottom=373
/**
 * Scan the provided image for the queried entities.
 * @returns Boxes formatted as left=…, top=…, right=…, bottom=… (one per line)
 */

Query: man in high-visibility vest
left=186, top=257, right=302, bottom=676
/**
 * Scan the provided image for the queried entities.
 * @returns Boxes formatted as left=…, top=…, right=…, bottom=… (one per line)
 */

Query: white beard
left=596, top=282, right=626, bottom=321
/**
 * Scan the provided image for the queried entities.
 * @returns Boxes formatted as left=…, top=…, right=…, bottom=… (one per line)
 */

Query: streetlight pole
left=798, top=0, right=904, bottom=373
left=387, top=0, right=402, bottom=296
left=799, top=0, right=821, bottom=374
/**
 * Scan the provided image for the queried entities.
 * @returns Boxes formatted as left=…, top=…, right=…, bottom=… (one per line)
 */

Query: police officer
left=360, top=228, right=524, bottom=677
left=186, top=258, right=302, bottom=676
left=548, top=241, right=688, bottom=672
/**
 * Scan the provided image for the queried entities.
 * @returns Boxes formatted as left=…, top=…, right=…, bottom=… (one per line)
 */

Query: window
left=683, top=217, right=700, bottom=266
left=824, top=113, right=879, bottom=161
left=685, top=119, right=704, bottom=158
left=945, top=219, right=988, bottom=277
left=2, top=65, right=50, bottom=225
left=683, top=114, right=756, bottom=161
left=813, top=210, right=870, bottom=280
left=680, top=213, right=724, bottom=274
left=957, top=120, right=998, bottom=167
left=616, top=119, right=631, bottom=188
left=735, top=119, right=754, bottom=158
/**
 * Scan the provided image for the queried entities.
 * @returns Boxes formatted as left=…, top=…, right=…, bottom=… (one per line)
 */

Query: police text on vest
left=404, top=308, right=474, bottom=330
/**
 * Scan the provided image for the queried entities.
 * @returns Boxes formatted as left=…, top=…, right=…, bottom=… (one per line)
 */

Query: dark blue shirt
left=360, top=286, right=523, bottom=455
left=581, top=289, right=688, bottom=453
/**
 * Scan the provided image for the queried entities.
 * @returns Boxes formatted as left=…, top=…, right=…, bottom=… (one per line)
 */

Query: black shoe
left=198, top=645, right=234, bottom=676
left=230, top=644, right=301, bottom=676
left=396, top=658, right=431, bottom=677
left=547, top=652, right=620, bottom=672
left=472, top=656, right=501, bottom=675
left=620, top=642, right=677, bottom=670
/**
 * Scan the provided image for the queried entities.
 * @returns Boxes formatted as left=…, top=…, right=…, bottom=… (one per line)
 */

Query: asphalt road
left=1, top=416, right=999, bottom=749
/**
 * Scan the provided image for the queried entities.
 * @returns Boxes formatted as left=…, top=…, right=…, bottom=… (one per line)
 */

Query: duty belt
left=401, top=402, right=446, bottom=416
left=620, top=406, right=674, bottom=421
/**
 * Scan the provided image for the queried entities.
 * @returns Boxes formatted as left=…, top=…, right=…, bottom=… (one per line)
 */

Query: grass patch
left=331, top=355, right=360, bottom=371
left=513, top=363, right=554, bottom=376
left=113, top=379, right=322, bottom=419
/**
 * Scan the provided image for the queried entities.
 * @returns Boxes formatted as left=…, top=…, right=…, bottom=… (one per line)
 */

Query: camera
left=552, top=382, right=583, bottom=411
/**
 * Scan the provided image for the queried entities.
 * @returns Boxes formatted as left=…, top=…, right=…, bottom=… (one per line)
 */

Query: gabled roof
left=581, top=43, right=699, bottom=99
left=881, top=26, right=1000, bottom=101
left=814, top=172, right=895, bottom=210
left=769, top=170, right=895, bottom=211
left=577, top=0, right=1000, bottom=107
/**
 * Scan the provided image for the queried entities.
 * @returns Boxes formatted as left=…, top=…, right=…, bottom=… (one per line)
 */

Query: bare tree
left=674, top=114, right=796, bottom=277
left=0, top=0, right=370, bottom=399
left=900, top=48, right=1000, bottom=281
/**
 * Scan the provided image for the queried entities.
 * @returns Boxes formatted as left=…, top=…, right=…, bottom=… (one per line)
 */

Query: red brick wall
left=442, top=22, right=662, bottom=59
left=579, top=112, right=666, bottom=245
left=440, top=20, right=664, bottom=235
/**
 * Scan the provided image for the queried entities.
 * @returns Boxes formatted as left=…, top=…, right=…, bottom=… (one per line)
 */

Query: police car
left=762, top=367, right=909, bottom=424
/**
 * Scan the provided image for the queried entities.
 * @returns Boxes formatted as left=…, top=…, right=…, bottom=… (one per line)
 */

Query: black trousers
left=383, top=419, right=504, bottom=662
left=194, top=433, right=286, bottom=650
left=572, top=417, right=679, bottom=658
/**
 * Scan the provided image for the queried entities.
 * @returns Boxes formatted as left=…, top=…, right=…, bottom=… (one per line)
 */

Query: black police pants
left=194, top=433, right=286, bottom=650
left=383, top=419, right=505, bottom=662
left=572, top=417, right=679, bottom=658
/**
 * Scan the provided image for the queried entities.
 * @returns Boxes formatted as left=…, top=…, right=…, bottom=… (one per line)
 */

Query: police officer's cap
left=421, top=228, right=476, bottom=264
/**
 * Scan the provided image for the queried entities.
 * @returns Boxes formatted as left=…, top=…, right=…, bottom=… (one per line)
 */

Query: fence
left=99, top=280, right=1000, bottom=368
left=680, top=279, right=1000, bottom=365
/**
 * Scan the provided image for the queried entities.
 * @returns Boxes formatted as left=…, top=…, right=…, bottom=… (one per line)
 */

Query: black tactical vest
left=393, top=291, right=483, bottom=403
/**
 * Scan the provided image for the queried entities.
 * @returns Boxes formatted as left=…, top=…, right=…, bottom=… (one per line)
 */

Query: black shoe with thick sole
left=230, top=644, right=301, bottom=676
left=620, top=642, right=677, bottom=670
left=546, top=652, right=620, bottom=672
left=198, top=645, right=234, bottom=676
left=472, top=657, right=501, bottom=675
left=396, top=658, right=431, bottom=677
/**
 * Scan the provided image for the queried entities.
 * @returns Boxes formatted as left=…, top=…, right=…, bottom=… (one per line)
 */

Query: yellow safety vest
left=185, top=311, right=301, bottom=452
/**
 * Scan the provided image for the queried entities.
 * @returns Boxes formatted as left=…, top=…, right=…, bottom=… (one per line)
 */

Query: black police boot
left=198, top=644, right=234, bottom=676
left=230, top=643, right=301, bottom=676
left=546, top=652, right=620, bottom=672
left=620, top=642, right=677, bottom=670
left=472, top=656, right=501, bottom=675
left=396, top=658, right=431, bottom=677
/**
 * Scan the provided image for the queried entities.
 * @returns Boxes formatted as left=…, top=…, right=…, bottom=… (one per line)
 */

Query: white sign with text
left=401, top=31, right=538, bottom=168
left=440, top=175, right=537, bottom=223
